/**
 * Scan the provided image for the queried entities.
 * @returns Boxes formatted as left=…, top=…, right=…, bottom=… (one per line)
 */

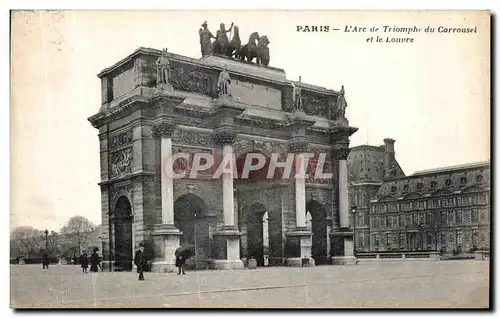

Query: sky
left=10, top=10, right=490, bottom=231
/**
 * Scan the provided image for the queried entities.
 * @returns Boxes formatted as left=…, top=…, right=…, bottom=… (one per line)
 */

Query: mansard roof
left=373, top=161, right=490, bottom=200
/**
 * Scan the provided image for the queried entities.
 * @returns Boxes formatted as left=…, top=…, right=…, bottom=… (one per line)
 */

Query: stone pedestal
left=155, top=83, right=174, bottom=95
left=330, top=228, right=357, bottom=265
left=285, top=228, right=315, bottom=267
left=212, top=226, right=244, bottom=270
left=151, top=224, right=182, bottom=273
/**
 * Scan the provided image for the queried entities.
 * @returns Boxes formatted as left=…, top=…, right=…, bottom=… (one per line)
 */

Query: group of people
left=79, top=248, right=102, bottom=274
left=133, top=243, right=194, bottom=281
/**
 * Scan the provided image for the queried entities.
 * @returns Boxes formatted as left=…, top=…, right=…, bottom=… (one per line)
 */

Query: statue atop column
left=336, top=85, right=347, bottom=118
left=292, top=76, right=303, bottom=111
left=217, top=64, right=231, bottom=97
left=199, top=21, right=215, bottom=57
left=156, top=48, right=170, bottom=85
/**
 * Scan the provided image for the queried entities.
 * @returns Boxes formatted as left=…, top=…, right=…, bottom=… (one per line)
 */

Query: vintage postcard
left=10, top=10, right=490, bottom=308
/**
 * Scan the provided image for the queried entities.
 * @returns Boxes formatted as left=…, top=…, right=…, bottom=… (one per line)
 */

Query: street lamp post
left=351, top=205, right=358, bottom=264
left=44, top=229, right=49, bottom=253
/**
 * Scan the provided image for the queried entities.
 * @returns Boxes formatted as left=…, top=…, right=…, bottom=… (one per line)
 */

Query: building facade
left=88, top=33, right=359, bottom=271
left=348, top=139, right=491, bottom=253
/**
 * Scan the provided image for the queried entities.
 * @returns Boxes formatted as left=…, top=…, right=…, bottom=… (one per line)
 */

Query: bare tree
left=60, top=216, right=95, bottom=254
left=11, top=226, right=45, bottom=258
left=46, top=231, right=61, bottom=255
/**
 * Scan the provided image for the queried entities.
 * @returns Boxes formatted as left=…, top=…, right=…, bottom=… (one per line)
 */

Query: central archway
left=245, top=203, right=269, bottom=267
left=114, top=196, right=133, bottom=271
left=174, top=193, right=210, bottom=268
left=307, top=200, right=328, bottom=265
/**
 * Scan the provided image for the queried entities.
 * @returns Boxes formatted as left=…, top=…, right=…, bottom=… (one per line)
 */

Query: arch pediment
left=461, top=185, right=484, bottom=193
left=403, top=192, right=422, bottom=200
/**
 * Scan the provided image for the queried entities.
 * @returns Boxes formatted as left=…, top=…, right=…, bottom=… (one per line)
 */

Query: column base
left=331, top=256, right=358, bottom=265
left=212, top=259, right=244, bottom=270
left=285, top=257, right=315, bottom=267
left=151, top=224, right=182, bottom=272
left=212, top=226, right=242, bottom=268
left=285, top=228, right=313, bottom=262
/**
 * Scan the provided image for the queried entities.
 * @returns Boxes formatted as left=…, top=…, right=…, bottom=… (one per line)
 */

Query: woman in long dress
left=80, top=253, right=89, bottom=274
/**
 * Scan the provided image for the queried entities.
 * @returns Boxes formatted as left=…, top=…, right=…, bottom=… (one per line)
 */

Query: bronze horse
left=236, top=32, right=270, bottom=66
left=237, top=32, right=260, bottom=63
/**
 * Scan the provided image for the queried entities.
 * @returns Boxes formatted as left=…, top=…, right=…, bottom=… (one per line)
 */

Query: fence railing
left=355, top=251, right=440, bottom=262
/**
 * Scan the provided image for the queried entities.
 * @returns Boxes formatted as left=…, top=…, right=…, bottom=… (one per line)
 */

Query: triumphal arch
left=88, top=22, right=358, bottom=271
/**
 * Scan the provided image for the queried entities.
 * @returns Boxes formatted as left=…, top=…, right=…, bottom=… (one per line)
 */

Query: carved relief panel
left=169, top=62, right=217, bottom=98
left=108, top=130, right=133, bottom=179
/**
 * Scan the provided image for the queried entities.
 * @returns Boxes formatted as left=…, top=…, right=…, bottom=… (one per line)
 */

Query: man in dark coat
left=90, top=248, right=101, bottom=273
left=42, top=253, right=49, bottom=270
left=134, top=243, right=146, bottom=281
left=175, top=246, right=195, bottom=275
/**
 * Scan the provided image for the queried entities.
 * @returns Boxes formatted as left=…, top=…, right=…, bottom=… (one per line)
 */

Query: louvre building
left=348, top=138, right=490, bottom=254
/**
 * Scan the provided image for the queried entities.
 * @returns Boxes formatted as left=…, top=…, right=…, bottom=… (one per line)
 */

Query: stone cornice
left=98, top=171, right=155, bottom=187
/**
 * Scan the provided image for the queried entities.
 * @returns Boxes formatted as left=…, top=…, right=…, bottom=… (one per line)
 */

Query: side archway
left=113, top=196, right=133, bottom=271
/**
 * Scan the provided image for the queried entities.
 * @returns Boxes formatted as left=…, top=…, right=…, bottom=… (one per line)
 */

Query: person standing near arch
left=134, top=243, right=146, bottom=281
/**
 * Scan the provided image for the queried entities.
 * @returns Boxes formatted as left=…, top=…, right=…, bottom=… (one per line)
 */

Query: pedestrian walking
left=80, top=253, right=89, bottom=274
left=90, top=248, right=101, bottom=273
left=175, top=245, right=195, bottom=275
left=134, top=243, right=146, bottom=281
left=42, top=253, right=49, bottom=270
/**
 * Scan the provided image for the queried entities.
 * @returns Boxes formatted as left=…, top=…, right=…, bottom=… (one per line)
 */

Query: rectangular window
left=399, top=214, right=405, bottom=227
left=440, top=211, right=447, bottom=225
left=471, top=209, right=478, bottom=223
left=448, top=211, right=454, bottom=225
left=477, top=195, right=485, bottom=204
left=472, top=228, right=479, bottom=247
left=441, top=231, right=447, bottom=245
left=412, top=213, right=419, bottom=225
left=456, top=230, right=463, bottom=245
left=406, top=214, right=412, bottom=227
left=456, top=210, right=463, bottom=224
left=399, top=233, right=405, bottom=249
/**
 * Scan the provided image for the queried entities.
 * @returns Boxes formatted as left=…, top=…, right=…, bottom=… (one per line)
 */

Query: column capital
left=332, top=148, right=350, bottom=161
left=213, top=130, right=237, bottom=146
left=287, top=141, right=309, bottom=154
left=153, top=121, right=176, bottom=138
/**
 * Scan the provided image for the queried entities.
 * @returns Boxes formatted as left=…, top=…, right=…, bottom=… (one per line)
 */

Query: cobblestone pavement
left=10, top=260, right=489, bottom=308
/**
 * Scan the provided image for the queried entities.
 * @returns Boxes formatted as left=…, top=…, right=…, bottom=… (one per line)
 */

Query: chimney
left=383, top=138, right=396, bottom=178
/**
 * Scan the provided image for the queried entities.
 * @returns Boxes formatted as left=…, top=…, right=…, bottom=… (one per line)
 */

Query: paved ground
left=10, top=260, right=489, bottom=308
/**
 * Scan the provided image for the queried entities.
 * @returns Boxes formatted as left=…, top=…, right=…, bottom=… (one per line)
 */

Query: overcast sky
left=10, top=11, right=490, bottom=231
